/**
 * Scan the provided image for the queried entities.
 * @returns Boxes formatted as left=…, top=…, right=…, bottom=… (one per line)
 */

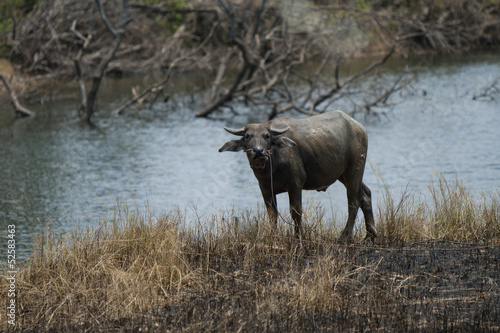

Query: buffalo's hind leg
left=339, top=177, right=377, bottom=242
left=361, top=182, right=377, bottom=240
left=288, top=188, right=303, bottom=240
left=339, top=175, right=362, bottom=241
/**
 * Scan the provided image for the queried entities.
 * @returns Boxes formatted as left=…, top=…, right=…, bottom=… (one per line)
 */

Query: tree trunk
left=74, top=0, right=131, bottom=123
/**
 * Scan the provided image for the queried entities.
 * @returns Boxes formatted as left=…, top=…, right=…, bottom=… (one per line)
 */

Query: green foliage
left=355, top=0, right=370, bottom=11
left=0, top=0, right=40, bottom=57
left=147, top=0, right=188, bottom=35
left=0, top=0, right=39, bottom=29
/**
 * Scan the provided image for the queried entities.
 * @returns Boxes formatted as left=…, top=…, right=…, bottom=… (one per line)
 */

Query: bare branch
left=210, top=48, right=233, bottom=102
left=70, top=20, right=86, bottom=42
left=71, top=15, right=95, bottom=118
left=114, top=14, right=222, bottom=115
left=218, top=0, right=236, bottom=40
left=115, top=82, right=164, bottom=115
left=253, top=0, right=266, bottom=37
left=95, top=0, right=117, bottom=37
left=353, top=72, right=413, bottom=114
left=310, top=44, right=396, bottom=112
left=0, top=75, right=35, bottom=117
left=130, top=4, right=217, bottom=15
left=196, top=65, right=250, bottom=117
left=300, top=48, right=334, bottom=109
left=114, top=57, right=181, bottom=115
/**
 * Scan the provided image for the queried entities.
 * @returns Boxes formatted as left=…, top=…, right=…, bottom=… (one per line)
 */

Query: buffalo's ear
left=274, top=136, right=296, bottom=148
left=219, top=140, right=244, bottom=152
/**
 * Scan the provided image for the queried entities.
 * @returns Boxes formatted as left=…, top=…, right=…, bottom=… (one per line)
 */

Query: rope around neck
left=244, top=148, right=290, bottom=228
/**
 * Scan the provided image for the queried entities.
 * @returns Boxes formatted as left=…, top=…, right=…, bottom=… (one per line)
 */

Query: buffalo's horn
left=269, top=126, right=290, bottom=135
left=223, top=126, right=246, bottom=136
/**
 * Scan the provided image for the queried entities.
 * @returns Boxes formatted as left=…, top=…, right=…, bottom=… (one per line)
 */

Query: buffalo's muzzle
left=253, top=146, right=264, bottom=155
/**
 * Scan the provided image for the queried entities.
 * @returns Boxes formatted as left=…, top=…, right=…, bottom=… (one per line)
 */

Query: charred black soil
left=132, top=241, right=500, bottom=332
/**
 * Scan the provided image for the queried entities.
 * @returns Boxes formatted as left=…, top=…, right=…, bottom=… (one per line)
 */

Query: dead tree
left=0, top=75, right=35, bottom=117
left=195, top=0, right=277, bottom=117
left=107, top=1, right=409, bottom=120
left=194, top=0, right=404, bottom=119
left=71, top=0, right=131, bottom=122
left=112, top=4, right=222, bottom=115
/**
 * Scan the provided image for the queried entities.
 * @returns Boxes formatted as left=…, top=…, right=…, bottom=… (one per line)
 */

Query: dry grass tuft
left=377, top=184, right=428, bottom=244
left=2, top=205, right=186, bottom=330
left=430, top=176, right=500, bottom=242
left=1, top=175, right=499, bottom=331
left=377, top=174, right=500, bottom=244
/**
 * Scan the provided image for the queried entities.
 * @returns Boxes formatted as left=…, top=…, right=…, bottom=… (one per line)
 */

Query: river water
left=1, top=52, right=499, bottom=259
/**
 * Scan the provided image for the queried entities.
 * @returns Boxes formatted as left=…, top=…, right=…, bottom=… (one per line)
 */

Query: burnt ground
left=159, top=241, right=500, bottom=332
left=41, top=240, right=498, bottom=333
left=346, top=241, right=500, bottom=332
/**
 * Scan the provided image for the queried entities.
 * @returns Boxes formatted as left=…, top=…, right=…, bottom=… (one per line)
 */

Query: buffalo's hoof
left=363, top=235, right=376, bottom=244
left=338, top=231, right=353, bottom=244
left=364, top=230, right=377, bottom=243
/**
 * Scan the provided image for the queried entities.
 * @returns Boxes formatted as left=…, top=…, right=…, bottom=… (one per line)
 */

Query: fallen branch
left=114, top=62, right=178, bottom=115
left=353, top=72, right=414, bottom=114
left=472, top=77, right=500, bottom=101
left=0, top=75, right=35, bottom=117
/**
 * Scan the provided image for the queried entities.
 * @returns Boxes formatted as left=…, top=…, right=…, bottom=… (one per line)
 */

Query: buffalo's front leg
left=260, top=187, right=278, bottom=228
left=289, top=188, right=303, bottom=239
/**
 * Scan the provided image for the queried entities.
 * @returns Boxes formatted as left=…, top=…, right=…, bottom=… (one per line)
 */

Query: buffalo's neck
left=252, top=164, right=271, bottom=178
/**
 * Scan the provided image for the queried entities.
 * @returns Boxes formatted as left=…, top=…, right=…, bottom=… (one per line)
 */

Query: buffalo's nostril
left=253, top=147, right=264, bottom=155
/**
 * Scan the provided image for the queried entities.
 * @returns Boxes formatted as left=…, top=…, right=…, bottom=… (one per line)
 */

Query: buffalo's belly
left=302, top=173, right=340, bottom=191
left=299, top=152, right=345, bottom=189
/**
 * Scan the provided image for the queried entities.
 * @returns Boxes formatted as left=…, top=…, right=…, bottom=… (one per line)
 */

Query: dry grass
left=1, top=175, right=499, bottom=332
left=377, top=175, right=500, bottom=244
left=1, top=205, right=186, bottom=330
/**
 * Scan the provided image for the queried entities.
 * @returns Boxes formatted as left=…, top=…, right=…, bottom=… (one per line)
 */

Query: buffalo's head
left=219, top=124, right=296, bottom=169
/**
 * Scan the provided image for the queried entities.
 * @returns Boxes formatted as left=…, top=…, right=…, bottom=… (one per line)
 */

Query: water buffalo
left=219, top=110, right=377, bottom=241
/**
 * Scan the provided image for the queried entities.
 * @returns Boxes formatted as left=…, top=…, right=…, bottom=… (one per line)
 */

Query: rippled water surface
left=1, top=52, right=499, bottom=259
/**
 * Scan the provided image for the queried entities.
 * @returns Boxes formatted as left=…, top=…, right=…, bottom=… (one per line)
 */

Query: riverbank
left=1, top=0, right=500, bottom=99
left=1, top=176, right=499, bottom=331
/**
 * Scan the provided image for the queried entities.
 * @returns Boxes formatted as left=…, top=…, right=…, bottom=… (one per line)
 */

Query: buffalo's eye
left=265, top=133, right=270, bottom=139
left=245, top=133, right=250, bottom=139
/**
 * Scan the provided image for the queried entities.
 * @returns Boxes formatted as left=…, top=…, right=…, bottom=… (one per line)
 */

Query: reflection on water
left=1, top=52, right=499, bottom=259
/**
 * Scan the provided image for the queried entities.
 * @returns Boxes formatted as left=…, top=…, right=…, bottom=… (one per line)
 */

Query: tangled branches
left=193, top=0, right=402, bottom=118
left=379, top=0, right=500, bottom=53
left=2, top=0, right=499, bottom=120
